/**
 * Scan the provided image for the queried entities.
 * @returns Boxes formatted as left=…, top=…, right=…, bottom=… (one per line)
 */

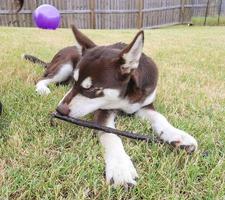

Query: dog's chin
left=67, top=110, right=82, bottom=118
left=68, top=108, right=97, bottom=119
left=66, top=94, right=107, bottom=119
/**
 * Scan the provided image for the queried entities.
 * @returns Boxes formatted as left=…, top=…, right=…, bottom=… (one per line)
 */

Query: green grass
left=192, top=16, right=225, bottom=26
left=0, top=26, right=225, bottom=199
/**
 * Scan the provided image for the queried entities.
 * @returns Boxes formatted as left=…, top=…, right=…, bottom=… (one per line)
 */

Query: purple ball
left=33, top=4, right=61, bottom=30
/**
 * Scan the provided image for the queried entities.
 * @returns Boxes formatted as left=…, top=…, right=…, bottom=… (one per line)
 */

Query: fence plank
left=0, top=0, right=224, bottom=29
left=137, top=0, right=143, bottom=29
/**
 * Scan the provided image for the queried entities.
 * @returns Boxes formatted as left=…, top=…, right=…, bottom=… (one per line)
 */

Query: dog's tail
left=22, top=54, right=47, bottom=68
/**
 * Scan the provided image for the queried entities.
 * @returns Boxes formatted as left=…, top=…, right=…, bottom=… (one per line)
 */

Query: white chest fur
left=67, top=88, right=157, bottom=118
left=101, top=89, right=156, bottom=114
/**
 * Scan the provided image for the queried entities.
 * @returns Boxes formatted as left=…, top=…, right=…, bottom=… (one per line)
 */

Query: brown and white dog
left=27, top=26, right=198, bottom=187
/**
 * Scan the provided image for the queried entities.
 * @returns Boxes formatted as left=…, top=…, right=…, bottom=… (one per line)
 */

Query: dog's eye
left=80, top=86, right=104, bottom=98
left=86, top=86, right=103, bottom=93
left=81, top=86, right=96, bottom=92
left=95, top=87, right=103, bottom=95
left=87, top=86, right=96, bottom=92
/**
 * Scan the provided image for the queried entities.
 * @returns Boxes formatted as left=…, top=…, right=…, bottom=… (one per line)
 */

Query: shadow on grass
left=0, top=104, right=13, bottom=142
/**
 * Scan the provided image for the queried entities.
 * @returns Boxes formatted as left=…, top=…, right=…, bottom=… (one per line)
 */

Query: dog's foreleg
left=36, top=63, right=73, bottom=95
left=94, top=110, right=138, bottom=187
left=36, top=78, right=52, bottom=95
left=136, top=104, right=198, bottom=153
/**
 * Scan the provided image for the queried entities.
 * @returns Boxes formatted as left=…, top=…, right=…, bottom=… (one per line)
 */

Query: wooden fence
left=0, top=0, right=224, bottom=29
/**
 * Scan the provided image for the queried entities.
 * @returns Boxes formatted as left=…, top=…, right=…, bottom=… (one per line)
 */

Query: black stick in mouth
left=51, top=112, right=160, bottom=143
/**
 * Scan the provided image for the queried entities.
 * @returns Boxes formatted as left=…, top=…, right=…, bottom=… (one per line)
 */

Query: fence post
left=218, top=0, right=222, bottom=25
left=90, top=0, right=96, bottom=29
left=204, top=0, right=210, bottom=26
left=180, top=0, right=185, bottom=24
left=137, top=0, right=144, bottom=29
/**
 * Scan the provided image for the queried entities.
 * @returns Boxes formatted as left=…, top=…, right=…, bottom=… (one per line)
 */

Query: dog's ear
left=119, top=30, right=144, bottom=74
left=71, top=25, right=96, bottom=55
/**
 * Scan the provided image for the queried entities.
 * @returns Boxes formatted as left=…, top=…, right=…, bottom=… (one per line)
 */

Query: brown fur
left=25, top=45, right=81, bottom=85
left=94, top=110, right=114, bottom=126
left=59, top=26, right=158, bottom=108
left=43, top=46, right=80, bottom=78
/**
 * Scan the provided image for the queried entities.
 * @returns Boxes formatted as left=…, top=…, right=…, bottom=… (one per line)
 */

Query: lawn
left=192, top=16, right=225, bottom=26
left=0, top=26, right=225, bottom=200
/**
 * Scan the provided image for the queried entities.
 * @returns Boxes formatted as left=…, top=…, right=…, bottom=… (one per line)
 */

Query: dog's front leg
left=136, top=104, right=198, bottom=153
left=94, top=110, right=138, bottom=188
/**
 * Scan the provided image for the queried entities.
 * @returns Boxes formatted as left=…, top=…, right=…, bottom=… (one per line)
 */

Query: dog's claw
left=105, top=152, right=138, bottom=188
left=180, top=144, right=187, bottom=149
left=170, top=141, right=180, bottom=148
left=110, top=178, right=114, bottom=185
left=185, top=145, right=196, bottom=154
left=127, top=183, right=135, bottom=189
left=171, top=141, right=197, bottom=154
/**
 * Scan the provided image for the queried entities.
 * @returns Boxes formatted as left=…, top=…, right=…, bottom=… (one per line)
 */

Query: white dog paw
left=105, top=153, right=138, bottom=188
left=161, top=128, right=198, bottom=153
left=36, top=85, right=51, bottom=95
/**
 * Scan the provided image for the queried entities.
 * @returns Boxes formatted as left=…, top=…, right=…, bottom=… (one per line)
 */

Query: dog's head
left=57, top=26, right=144, bottom=118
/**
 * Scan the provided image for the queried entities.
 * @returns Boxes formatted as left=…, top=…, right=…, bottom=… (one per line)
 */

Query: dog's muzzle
left=56, top=103, right=70, bottom=116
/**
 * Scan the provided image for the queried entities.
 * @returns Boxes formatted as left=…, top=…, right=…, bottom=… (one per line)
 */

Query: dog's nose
left=56, top=103, right=70, bottom=116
